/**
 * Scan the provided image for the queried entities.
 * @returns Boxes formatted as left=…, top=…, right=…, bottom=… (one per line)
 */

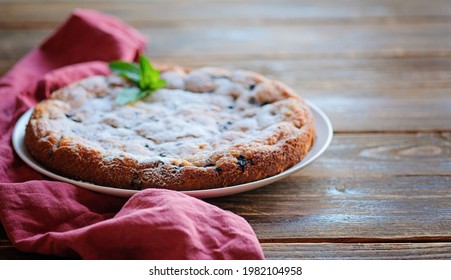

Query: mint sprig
left=109, top=54, right=166, bottom=105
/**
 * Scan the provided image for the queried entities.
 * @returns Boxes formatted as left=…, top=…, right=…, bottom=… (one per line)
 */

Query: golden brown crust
left=25, top=66, right=316, bottom=191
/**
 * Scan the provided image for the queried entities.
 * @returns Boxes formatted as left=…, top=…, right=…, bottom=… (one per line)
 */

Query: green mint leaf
left=138, top=54, right=154, bottom=89
left=139, top=54, right=166, bottom=91
left=150, top=79, right=167, bottom=91
left=109, top=61, right=141, bottom=84
left=115, top=87, right=145, bottom=105
left=109, top=54, right=166, bottom=105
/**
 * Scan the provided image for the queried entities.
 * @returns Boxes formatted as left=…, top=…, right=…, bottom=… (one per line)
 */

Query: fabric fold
left=0, top=183, right=263, bottom=259
left=0, top=9, right=264, bottom=260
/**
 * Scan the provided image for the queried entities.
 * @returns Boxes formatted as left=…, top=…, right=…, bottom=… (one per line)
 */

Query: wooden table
left=1, top=0, right=450, bottom=259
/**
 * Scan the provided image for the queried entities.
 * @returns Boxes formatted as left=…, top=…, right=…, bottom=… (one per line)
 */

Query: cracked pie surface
left=25, top=65, right=315, bottom=190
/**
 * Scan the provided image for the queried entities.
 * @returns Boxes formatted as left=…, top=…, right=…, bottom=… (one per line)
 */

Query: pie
left=25, top=65, right=316, bottom=191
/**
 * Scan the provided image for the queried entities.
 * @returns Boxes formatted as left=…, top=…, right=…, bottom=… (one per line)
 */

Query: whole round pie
left=25, top=65, right=316, bottom=191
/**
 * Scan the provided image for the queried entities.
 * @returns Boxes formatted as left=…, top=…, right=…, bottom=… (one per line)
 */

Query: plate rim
left=12, top=100, right=333, bottom=198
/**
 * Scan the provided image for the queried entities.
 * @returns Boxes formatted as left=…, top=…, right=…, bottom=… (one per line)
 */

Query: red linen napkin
left=0, top=9, right=264, bottom=260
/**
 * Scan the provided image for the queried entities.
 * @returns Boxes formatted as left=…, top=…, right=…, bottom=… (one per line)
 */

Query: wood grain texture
left=144, top=23, right=451, bottom=57
left=3, top=56, right=450, bottom=93
left=314, top=96, right=451, bottom=132
left=291, top=133, right=451, bottom=177
left=159, top=57, right=451, bottom=92
left=157, top=56, right=451, bottom=132
left=2, top=133, right=451, bottom=258
left=1, top=134, right=449, bottom=258
left=1, top=55, right=449, bottom=132
left=1, top=23, right=450, bottom=59
left=1, top=0, right=450, bottom=29
left=206, top=133, right=451, bottom=239
left=262, top=243, right=451, bottom=259
left=207, top=175, right=451, bottom=240
left=1, top=242, right=450, bottom=260
left=1, top=0, right=450, bottom=260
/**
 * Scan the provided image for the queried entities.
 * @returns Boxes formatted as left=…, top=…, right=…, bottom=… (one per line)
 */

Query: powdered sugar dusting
left=45, top=67, right=306, bottom=167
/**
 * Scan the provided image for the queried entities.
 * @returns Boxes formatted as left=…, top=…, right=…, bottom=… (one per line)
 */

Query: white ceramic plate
left=13, top=101, right=332, bottom=198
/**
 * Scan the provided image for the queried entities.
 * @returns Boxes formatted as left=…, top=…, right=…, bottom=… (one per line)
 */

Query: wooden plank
left=0, top=0, right=450, bottom=29
left=1, top=22, right=450, bottom=60
left=222, top=175, right=451, bottom=215
left=143, top=23, right=451, bottom=57
left=1, top=242, right=450, bottom=260
left=1, top=53, right=449, bottom=132
left=2, top=242, right=450, bottom=260
left=170, top=56, right=451, bottom=93
left=2, top=55, right=450, bottom=132
left=207, top=174, right=451, bottom=239
left=1, top=134, right=450, bottom=257
left=152, top=57, right=451, bottom=132
left=262, top=243, right=451, bottom=259
left=206, top=133, right=451, bottom=239
left=3, top=56, right=450, bottom=91
left=314, top=96, right=451, bottom=132
left=0, top=135, right=449, bottom=254
left=0, top=30, right=51, bottom=60
left=301, top=133, right=451, bottom=177
left=3, top=56, right=450, bottom=92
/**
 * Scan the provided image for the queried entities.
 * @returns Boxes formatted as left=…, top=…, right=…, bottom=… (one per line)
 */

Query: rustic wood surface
left=0, top=0, right=450, bottom=259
